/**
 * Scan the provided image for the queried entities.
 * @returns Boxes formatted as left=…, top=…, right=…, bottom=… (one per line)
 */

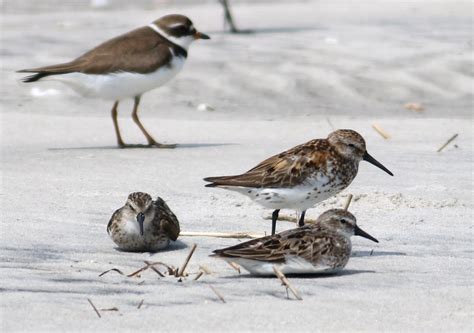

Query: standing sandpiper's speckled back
left=212, top=209, right=379, bottom=276
left=204, top=129, right=393, bottom=235
left=107, top=192, right=180, bottom=252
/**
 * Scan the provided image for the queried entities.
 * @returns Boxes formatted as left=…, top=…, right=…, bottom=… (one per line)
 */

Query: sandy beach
left=1, top=0, right=473, bottom=331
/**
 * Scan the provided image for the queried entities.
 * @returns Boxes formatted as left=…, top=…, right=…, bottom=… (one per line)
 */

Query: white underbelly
left=46, top=56, right=186, bottom=100
left=222, top=177, right=347, bottom=211
left=225, top=256, right=342, bottom=276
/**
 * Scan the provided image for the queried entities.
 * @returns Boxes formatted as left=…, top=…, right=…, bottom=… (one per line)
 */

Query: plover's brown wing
left=204, top=139, right=332, bottom=188
left=18, top=26, right=178, bottom=81
left=152, top=197, right=180, bottom=241
left=212, top=225, right=332, bottom=262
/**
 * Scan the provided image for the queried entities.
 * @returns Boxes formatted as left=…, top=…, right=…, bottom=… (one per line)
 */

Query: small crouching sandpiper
left=212, top=209, right=378, bottom=276
left=18, top=14, right=210, bottom=148
left=107, top=192, right=180, bottom=252
left=204, top=129, right=393, bottom=235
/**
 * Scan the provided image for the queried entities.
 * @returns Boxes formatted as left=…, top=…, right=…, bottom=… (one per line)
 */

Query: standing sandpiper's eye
left=348, top=144, right=356, bottom=148
left=340, top=219, right=348, bottom=224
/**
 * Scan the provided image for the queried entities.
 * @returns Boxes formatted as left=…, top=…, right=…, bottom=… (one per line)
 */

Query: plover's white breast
left=44, top=52, right=186, bottom=100
left=222, top=172, right=347, bottom=211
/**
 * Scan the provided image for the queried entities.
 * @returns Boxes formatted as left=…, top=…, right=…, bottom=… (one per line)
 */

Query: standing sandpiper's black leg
left=298, top=210, right=306, bottom=227
left=271, top=209, right=280, bottom=235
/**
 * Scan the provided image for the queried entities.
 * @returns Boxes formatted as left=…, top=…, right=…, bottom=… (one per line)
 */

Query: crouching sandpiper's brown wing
left=212, top=209, right=378, bottom=276
left=107, top=192, right=180, bottom=252
left=204, top=129, right=393, bottom=235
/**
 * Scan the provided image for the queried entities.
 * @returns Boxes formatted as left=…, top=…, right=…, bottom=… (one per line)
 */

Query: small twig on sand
left=272, top=266, right=303, bottom=301
left=227, top=261, right=241, bottom=274
left=372, top=123, right=391, bottom=139
left=144, top=261, right=165, bottom=277
left=209, top=285, right=226, bottom=303
left=100, top=307, right=118, bottom=312
left=343, top=194, right=353, bottom=211
left=178, top=244, right=197, bottom=277
left=181, top=231, right=262, bottom=239
left=199, top=265, right=212, bottom=275
left=87, top=298, right=101, bottom=318
left=98, top=268, right=125, bottom=277
left=137, top=299, right=144, bottom=309
left=194, top=271, right=204, bottom=281
left=437, top=134, right=458, bottom=152
left=264, top=215, right=317, bottom=224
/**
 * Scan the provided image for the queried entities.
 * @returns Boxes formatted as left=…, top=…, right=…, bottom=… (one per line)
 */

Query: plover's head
left=125, top=192, right=153, bottom=236
left=327, top=129, right=393, bottom=176
left=316, top=209, right=378, bottom=243
left=151, top=14, right=210, bottom=50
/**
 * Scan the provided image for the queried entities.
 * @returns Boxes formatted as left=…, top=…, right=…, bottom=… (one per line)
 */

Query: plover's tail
left=17, top=61, right=79, bottom=83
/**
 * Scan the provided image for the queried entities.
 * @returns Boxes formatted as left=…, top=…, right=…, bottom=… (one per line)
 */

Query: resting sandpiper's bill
left=18, top=14, right=210, bottom=148
left=107, top=192, right=180, bottom=252
left=212, top=209, right=378, bottom=276
left=204, top=129, right=393, bottom=235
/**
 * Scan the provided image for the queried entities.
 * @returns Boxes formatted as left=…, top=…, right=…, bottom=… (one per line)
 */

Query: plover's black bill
left=363, top=151, right=394, bottom=176
left=354, top=225, right=379, bottom=243
left=194, top=31, right=210, bottom=39
left=136, top=213, right=145, bottom=236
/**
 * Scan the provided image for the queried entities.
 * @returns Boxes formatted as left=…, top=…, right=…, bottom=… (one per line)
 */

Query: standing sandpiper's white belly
left=223, top=174, right=348, bottom=211
left=44, top=53, right=186, bottom=100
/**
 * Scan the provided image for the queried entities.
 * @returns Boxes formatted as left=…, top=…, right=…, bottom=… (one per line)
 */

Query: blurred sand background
left=1, top=0, right=473, bottom=331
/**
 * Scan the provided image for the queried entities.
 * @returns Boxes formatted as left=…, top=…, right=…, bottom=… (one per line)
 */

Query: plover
left=107, top=192, right=180, bottom=252
left=212, top=209, right=378, bottom=275
left=204, top=129, right=393, bottom=235
left=18, top=14, right=210, bottom=148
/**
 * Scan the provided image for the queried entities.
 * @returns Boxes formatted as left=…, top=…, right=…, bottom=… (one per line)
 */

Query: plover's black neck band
left=148, top=23, right=188, bottom=58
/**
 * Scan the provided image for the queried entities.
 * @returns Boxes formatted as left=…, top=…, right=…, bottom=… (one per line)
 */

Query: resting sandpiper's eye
left=348, top=144, right=355, bottom=148
left=340, top=218, right=348, bottom=224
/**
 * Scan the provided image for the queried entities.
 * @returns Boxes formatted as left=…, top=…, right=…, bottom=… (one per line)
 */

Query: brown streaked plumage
left=107, top=192, right=180, bottom=252
left=212, top=209, right=378, bottom=276
left=204, top=129, right=393, bottom=235
left=18, top=14, right=210, bottom=148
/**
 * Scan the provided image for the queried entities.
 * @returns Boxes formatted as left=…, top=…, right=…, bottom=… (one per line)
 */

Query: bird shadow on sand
left=208, top=26, right=323, bottom=35
left=352, top=250, right=406, bottom=257
left=112, top=240, right=188, bottom=255
left=47, top=143, right=237, bottom=151
left=221, top=269, right=375, bottom=280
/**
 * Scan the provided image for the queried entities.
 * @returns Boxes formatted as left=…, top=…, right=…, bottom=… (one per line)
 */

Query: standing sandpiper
left=212, top=209, right=378, bottom=276
left=107, top=192, right=180, bottom=252
left=18, top=14, right=210, bottom=148
left=204, top=129, right=393, bottom=235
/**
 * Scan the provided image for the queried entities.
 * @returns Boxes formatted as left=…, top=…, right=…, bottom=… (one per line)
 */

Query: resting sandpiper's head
left=316, top=209, right=379, bottom=243
left=152, top=14, right=210, bottom=50
left=327, top=129, right=393, bottom=176
left=125, top=192, right=153, bottom=235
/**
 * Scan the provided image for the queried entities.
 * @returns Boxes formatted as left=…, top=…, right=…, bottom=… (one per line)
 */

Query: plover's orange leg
left=111, top=101, right=127, bottom=148
left=131, top=96, right=176, bottom=149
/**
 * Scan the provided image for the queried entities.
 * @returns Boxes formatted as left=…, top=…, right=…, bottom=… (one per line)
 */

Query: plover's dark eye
left=348, top=144, right=355, bottom=148
left=340, top=218, right=348, bottom=224
left=173, top=25, right=188, bottom=35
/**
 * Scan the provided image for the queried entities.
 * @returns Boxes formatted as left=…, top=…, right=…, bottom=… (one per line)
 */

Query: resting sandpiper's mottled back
left=107, top=192, right=180, bottom=252
left=212, top=209, right=378, bottom=276
left=204, top=129, right=393, bottom=235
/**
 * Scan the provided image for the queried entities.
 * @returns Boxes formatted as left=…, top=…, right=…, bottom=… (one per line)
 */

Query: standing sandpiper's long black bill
left=363, top=152, right=393, bottom=176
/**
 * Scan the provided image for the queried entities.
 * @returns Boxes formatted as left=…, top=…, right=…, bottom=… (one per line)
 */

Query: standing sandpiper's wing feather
left=18, top=26, right=182, bottom=77
left=213, top=225, right=336, bottom=264
left=152, top=197, right=180, bottom=241
left=204, top=139, right=334, bottom=188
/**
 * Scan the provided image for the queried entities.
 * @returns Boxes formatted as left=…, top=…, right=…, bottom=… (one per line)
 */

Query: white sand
left=1, top=0, right=473, bottom=331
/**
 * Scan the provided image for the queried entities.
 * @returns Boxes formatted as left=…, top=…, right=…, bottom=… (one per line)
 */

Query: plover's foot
left=148, top=142, right=177, bottom=149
